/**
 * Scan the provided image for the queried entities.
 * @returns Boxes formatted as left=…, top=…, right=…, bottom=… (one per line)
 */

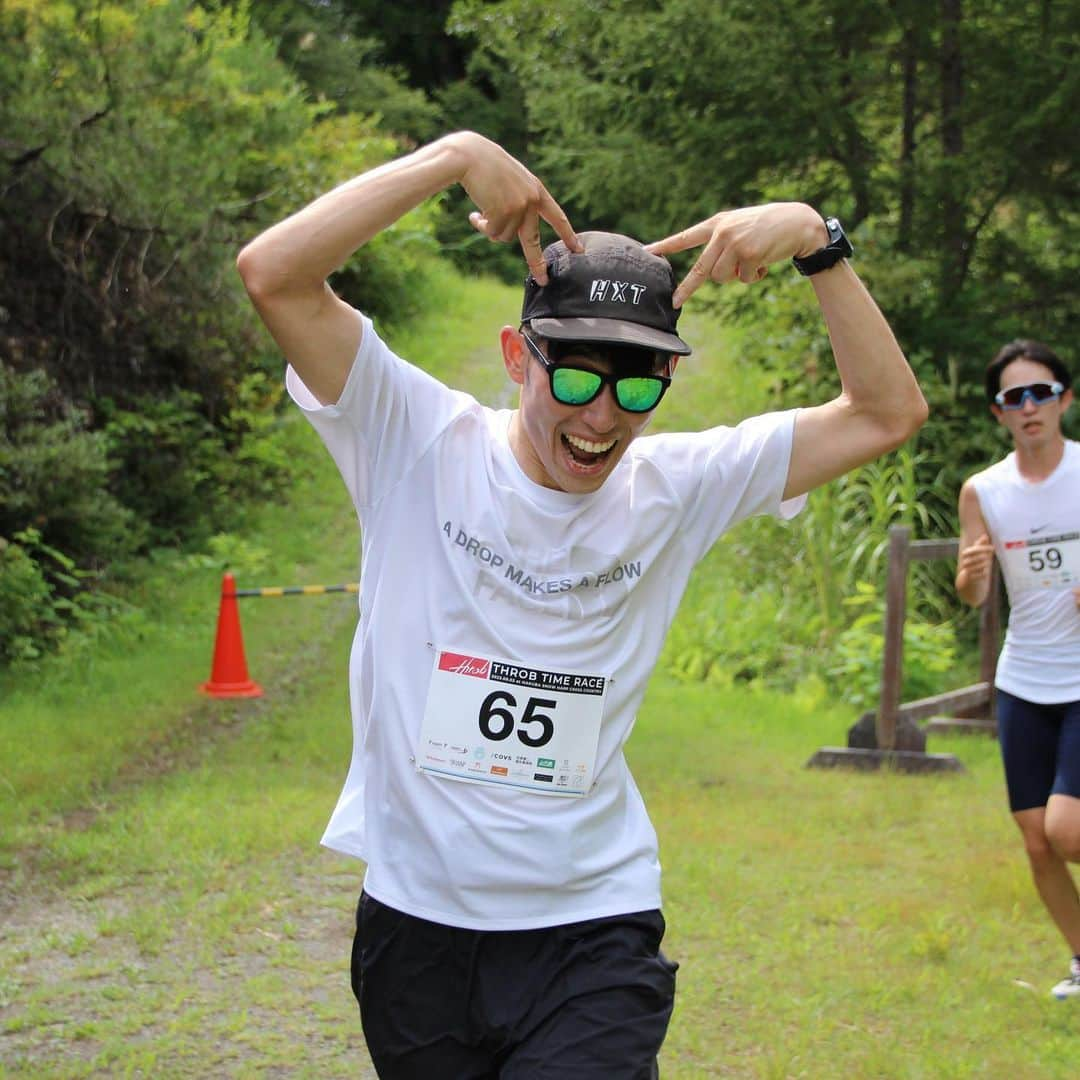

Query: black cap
left=522, top=231, right=692, bottom=356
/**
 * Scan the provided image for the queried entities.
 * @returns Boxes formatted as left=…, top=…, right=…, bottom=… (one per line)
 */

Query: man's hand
left=954, top=485, right=995, bottom=608
left=1073, top=585, right=1080, bottom=611
left=453, top=132, right=582, bottom=284
left=238, top=131, right=579, bottom=404
left=645, top=203, right=826, bottom=307
left=649, top=201, right=926, bottom=500
left=957, top=533, right=996, bottom=591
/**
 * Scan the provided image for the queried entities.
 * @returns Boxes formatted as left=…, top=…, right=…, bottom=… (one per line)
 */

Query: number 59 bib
left=1001, top=532, right=1080, bottom=594
left=416, top=648, right=609, bottom=797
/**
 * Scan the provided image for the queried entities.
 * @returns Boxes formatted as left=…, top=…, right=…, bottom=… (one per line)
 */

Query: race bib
left=1001, top=532, right=1080, bottom=594
left=416, top=648, right=609, bottom=797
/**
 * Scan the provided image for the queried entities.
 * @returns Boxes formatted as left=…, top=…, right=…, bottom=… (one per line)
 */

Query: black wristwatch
left=791, top=217, right=853, bottom=276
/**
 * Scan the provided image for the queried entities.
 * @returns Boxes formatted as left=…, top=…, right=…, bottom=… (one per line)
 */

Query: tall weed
left=665, top=443, right=963, bottom=705
left=794, top=443, right=957, bottom=639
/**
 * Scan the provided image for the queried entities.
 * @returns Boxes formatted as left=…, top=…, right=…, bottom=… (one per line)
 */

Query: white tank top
left=969, top=439, right=1080, bottom=703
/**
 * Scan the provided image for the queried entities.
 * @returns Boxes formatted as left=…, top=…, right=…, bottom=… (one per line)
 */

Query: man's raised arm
left=237, top=132, right=580, bottom=405
left=647, top=203, right=927, bottom=500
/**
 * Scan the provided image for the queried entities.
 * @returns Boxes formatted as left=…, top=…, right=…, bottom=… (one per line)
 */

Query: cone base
left=200, top=679, right=263, bottom=699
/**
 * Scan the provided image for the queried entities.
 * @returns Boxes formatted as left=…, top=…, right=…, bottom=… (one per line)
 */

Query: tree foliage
left=452, top=0, right=1079, bottom=401
left=2, top=0, right=1077, bottom=670
left=452, top=0, right=1078, bottom=655
left=237, top=0, right=441, bottom=138
left=0, top=0, right=439, bottom=663
left=0, top=0, right=408, bottom=401
left=443, top=0, right=1080, bottom=650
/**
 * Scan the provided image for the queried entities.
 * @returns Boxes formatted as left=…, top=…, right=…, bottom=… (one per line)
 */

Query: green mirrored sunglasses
left=521, top=331, right=671, bottom=414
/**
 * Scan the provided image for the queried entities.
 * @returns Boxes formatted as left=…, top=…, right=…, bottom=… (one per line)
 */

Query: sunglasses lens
left=616, top=377, right=665, bottom=412
left=552, top=367, right=602, bottom=405
left=1001, top=382, right=1058, bottom=407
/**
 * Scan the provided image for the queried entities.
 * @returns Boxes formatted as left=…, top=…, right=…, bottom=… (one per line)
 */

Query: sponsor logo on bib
left=439, top=653, right=490, bottom=678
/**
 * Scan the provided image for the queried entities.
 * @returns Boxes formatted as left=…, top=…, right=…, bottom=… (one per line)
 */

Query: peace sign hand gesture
left=454, top=132, right=582, bottom=285
left=645, top=203, right=827, bottom=307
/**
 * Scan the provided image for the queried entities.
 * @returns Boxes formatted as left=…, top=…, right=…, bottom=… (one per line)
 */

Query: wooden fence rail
left=875, top=528, right=1001, bottom=750
left=808, top=524, right=1001, bottom=773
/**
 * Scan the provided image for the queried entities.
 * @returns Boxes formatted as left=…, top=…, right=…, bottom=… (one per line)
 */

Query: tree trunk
left=897, top=24, right=918, bottom=250
left=939, top=0, right=966, bottom=299
left=834, top=17, right=873, bottom=226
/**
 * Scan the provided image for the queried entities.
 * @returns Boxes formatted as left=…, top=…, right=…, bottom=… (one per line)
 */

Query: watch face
left=825, top=218, right=853, bottom=257
left=791, top=217, right=852, bottom=275
left=825, top=217, right=851, bottom=257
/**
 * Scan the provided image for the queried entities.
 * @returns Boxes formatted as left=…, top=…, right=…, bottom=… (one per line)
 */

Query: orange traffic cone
left=200, top=572, right=263, bottom=698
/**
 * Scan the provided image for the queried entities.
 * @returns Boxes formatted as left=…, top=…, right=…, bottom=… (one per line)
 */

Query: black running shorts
left=351, top=891, right=678, bottom=1079
left=997, top=688, right=1080, bottom=812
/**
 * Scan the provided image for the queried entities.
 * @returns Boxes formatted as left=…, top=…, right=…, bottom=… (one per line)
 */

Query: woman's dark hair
left=984, top=340, right=1072, bottom=404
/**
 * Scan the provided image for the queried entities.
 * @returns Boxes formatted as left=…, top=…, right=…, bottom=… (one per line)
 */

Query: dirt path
left=0, top=599, right=379, bottom=1077
left=1, top=849, right=377, bottom=1077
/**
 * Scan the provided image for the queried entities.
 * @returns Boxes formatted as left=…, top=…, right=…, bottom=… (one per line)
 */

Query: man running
left=955, top=339, right=1080, bottom=1000
left=237, top=131, right=927, bottom=1076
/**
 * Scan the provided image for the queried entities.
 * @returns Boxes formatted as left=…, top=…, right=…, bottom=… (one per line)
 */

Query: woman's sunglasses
left=994, top=381, right=1065, bottom=410
left=521, top=331, right=671, bottom=414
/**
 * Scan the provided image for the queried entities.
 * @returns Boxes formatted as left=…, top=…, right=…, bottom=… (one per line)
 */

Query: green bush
left=0, top=534, right=58, bottom=664
left=662, top=441, right=963, bottom=700
left=0, top=367, right=140, bottom=565
left=99, top=373, right=297, bottom=547
left=662, top=535, right=820, bottom=691
left=827, top=582, right=960, bottom=711
left=100, top=392, right=224, bottom=547
left=213, top=372, right=294, bottom=504
left=0, top=363, right=298, bottom=665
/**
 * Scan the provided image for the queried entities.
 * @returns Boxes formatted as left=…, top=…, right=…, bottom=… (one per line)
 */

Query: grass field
left=2, top=274, right=1077, bottom=1078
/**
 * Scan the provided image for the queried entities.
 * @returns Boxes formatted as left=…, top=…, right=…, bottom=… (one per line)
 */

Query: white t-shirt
left=969, top=439, right=1080, bottom=703
left=288, top=311, right=802, bottom=930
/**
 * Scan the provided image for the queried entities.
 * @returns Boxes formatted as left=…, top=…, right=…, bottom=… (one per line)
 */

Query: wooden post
left=877, top=525, right=911, bottom=751
left=808, top=532, right=973, bottom=772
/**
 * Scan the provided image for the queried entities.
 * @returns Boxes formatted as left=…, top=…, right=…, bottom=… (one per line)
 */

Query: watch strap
left=792, top=217, right=853, bottom=276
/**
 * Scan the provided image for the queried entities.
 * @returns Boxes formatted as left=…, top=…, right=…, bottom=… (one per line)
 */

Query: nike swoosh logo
left=1030, top=523, right=1052, bottom=533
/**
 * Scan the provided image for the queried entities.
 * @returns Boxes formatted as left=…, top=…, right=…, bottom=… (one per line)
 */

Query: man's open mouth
left=563, top=432, right=616, bottom=467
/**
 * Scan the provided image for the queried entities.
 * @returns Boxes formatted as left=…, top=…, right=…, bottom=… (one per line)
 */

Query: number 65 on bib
left=416, top=649, right=609, bottom=797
